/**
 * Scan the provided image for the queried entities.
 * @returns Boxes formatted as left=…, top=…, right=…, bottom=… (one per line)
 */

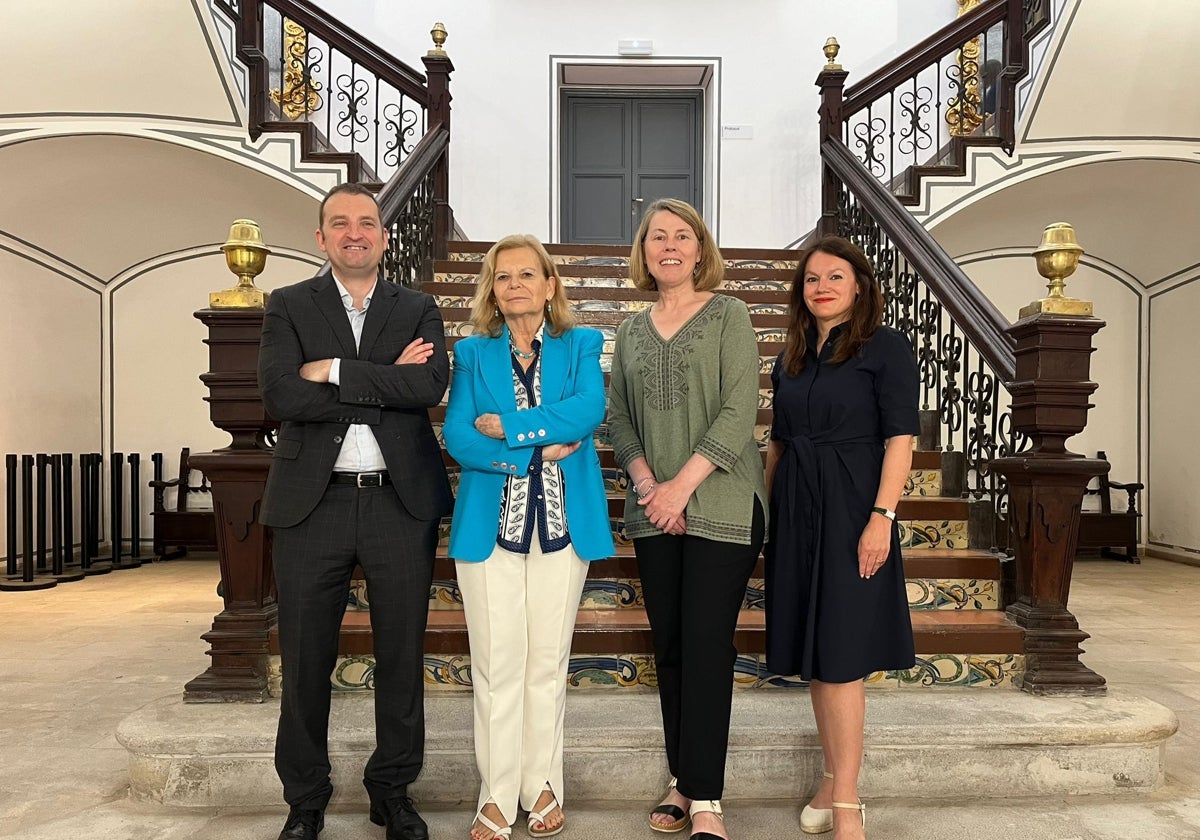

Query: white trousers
left=455, top=541, right=589, bottom=825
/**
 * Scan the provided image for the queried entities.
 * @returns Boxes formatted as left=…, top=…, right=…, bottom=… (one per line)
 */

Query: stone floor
left=1, top=555, right=1197, bottom=839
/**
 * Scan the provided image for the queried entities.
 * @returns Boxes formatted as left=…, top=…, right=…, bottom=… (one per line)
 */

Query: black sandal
left=647, top=776, right=690, bottom=833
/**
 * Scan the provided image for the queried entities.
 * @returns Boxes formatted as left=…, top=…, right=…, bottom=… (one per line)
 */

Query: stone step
left=348, top=546, right=1003, bottom=614
left=270, top=607, right=1025, bottom=690
left=446, top=241, right=802, bottom=270
left=119, top=690, right=1174, bottom=806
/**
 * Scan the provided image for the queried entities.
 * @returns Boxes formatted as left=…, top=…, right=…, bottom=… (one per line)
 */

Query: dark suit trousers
left=272, top=482, right=438, bottom=810
left=634, top=500, right=764, bottom=801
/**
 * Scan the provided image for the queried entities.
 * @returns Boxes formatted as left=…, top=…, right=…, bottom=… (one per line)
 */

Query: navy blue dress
left=765, top=324, right=920, bottom=682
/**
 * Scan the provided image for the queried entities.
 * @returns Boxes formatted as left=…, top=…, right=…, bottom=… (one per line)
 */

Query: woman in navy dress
left=765, top=236, right=919, bottom=840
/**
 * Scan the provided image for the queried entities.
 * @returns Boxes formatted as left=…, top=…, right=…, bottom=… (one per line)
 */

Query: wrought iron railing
left=811, top=0, right=1054, bottom=551
left=824, top=139, right=1025, bottom=552
left=209, top=0, right=455, bottom=286
left=836, top=0, right=1035, bottom=199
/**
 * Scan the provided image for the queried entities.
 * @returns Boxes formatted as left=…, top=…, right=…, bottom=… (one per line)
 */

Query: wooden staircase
left=267, top=240, right=1025, bottom=692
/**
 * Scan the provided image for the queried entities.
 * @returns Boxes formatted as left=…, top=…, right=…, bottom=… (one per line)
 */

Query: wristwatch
left=871, top=506, right=896, bottom=521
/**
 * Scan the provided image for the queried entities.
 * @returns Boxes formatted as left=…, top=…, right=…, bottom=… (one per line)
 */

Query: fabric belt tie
left=329, top=471, right=390, bottom=488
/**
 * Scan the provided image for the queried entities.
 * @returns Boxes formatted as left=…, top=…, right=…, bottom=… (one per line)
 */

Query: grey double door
left=561, top=93, right=702, bottom=245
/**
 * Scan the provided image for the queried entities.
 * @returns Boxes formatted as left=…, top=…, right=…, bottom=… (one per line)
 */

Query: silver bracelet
left=634, top=478, right=656, bottom=499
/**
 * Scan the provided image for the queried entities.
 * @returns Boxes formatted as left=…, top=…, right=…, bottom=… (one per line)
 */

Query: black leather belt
left=329, top=471, right=391, bottom=488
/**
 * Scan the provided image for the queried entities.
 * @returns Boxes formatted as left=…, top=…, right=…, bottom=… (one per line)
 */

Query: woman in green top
left=608, top=198, right=767, bottom=840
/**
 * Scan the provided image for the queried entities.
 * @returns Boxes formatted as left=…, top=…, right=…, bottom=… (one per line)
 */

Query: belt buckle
left=357, top=472, right=381, bottom=488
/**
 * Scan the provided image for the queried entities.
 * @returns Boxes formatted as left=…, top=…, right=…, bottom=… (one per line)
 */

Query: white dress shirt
left=327, top=275, right=387, bottom=473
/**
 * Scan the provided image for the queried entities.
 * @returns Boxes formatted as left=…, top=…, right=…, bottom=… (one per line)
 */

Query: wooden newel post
left=422, top=22, right=454, bottom=263
left=992, top=223, right=1107, bottom=695
left=815, top=38, right=848, bottom=239
left=184, top=221, right=279, bottom=703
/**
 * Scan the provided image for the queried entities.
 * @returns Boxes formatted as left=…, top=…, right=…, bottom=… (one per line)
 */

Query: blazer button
left=500, top=462, right=509, bottom=469
left=538, top=429, right=546, bottom=437
left=334, top=435, right=343, bottom=444
left=517, top=433, right=526, bottom=442
left=491, top=461, right=500, bottom=467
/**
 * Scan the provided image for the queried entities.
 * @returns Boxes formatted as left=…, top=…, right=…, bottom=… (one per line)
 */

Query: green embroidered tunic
left=608, top=294, right=767, bottom=545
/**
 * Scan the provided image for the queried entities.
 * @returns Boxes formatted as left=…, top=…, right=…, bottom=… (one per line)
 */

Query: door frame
left=549, top=56, right=722, bottom=243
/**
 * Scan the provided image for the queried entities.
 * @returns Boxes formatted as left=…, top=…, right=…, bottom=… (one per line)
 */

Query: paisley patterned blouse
left=497, top=325, right=571, bottom=553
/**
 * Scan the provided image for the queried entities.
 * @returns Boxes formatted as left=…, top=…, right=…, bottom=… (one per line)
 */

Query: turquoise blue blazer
left=443, top=325, right=615, bottom=562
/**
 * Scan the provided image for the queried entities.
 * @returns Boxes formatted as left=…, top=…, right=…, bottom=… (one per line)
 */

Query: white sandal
left=688, top=799, right=727, bottom=840
left=800, top=770, right=834, bottom=834
left=471, top=807, right=512, bottom=840
left=832, top=800, right=867, bottom=830
left=526, top=785, right=564, bottom=838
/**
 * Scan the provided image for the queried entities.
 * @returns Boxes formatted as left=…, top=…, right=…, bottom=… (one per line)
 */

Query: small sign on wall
left=721, top=124, right=754, bottom=139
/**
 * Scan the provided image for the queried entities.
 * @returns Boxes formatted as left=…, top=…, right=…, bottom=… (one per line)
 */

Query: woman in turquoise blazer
left=443, top=235, right=613, bottom=840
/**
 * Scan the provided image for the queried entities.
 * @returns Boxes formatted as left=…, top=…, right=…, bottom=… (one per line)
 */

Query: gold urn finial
left=823, top=37, right=842, bottom=71
left=428, top=22, right=448, bottom=57
left=1019, top=222, right=1093, bottom=318
left=210, top=219, right=271, bottom=309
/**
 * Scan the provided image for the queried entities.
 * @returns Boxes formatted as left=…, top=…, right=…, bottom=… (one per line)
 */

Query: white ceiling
left=931, top=157, right=1200, bottom=286
left=0, top=134, right=322, bottom=281
left=5, top=0, right=237, bottom=124
left=1026, top=0, right=1200, bottom=142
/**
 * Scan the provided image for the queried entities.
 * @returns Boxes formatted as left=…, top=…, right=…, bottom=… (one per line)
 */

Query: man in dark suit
left=258, top=183, right=452, bottom=840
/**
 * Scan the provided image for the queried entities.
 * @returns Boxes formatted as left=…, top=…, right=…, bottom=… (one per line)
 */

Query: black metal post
left=62, top=453, right=76, bottom=568
left=1, top=455, right=55, bottom=591
left=5, top=455, right=16, bottom=578
left=82, top=454, right=112, bottom=575
left=128, top=453, right=143, bottom=561
left=110, top=452, right=140, bottom=570
left=35, top=454, right=48, bottom=571
left=47, top=454, right=82, bottom=583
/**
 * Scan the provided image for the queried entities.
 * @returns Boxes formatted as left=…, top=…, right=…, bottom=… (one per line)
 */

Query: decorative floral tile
left=272, top=650, right=1022, bottom=695
left=567, top=654, right=657, bottom=687
left=906, top=578, right=998, bottom=610
left=745, top=580, right=765, bottom=610
left=905, top=469, right=941, bottom=497
left=755, top=327, right=786, bottom=342
left=746, top=303, right=789, bottom=315
left=430, top=580, right=464, bottom=610
left=448, top=252, right=485, bottom=263
left=580, top=579, right=643, bottom=609
left=898, top=519, right=968, bottom=549
left=758, top=356, right=777, bottom=374
left=728, top=259, right=799, bottom=270
left=433, top=272, right=481, bottom=283
left=602, top=467, right=629, bottom=494
left=894, top=655, right=970, bottom=687
left=965, top=654, right=1024, bottom=687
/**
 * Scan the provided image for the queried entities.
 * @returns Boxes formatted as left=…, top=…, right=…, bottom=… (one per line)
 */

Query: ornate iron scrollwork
left=335, top=73, right=372, bottom=144
left=382, top=102, right=421, bottom=168
left=383, top=168, right=437, bottom=289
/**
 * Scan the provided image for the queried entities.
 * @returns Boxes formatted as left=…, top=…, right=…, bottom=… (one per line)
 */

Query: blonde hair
left=629, top=198, right=724, bottom=292
left=469, top=234, right=576, bottom=337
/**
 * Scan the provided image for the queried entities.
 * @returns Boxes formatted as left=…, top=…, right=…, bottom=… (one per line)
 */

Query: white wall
left=313, top=0, right=958, bottom=246
left=1148, top=279, right=1200, bottom=553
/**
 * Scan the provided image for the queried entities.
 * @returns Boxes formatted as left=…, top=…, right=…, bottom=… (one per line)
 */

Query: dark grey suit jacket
left=258, top=272, right=453, bottom=529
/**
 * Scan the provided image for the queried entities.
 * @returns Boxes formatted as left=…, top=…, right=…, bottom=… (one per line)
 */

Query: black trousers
left=634, top=500, right=764, bottom=801
left=272, top=483, right=438, bottom=810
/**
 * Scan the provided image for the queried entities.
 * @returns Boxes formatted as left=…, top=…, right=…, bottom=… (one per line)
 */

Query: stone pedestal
left=183, top=309, right=277, bottom=703
left=993, top=313, right=1107, bottom=695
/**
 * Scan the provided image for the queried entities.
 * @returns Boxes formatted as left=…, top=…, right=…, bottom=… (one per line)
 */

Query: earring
left=693, top=264, right=700, bottom=277
left=493, top=305, right=500, bottom=318
left=546, top=303, right=553, bottom=314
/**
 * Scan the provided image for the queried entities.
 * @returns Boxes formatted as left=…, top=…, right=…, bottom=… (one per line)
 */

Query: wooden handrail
left=843, top=0, right=1007, bottom=117
left=242, top=0, right=429, bottom=105
left=822, top=137, right=1016, bottom=383
left=377, top=126, right=449, bottom=222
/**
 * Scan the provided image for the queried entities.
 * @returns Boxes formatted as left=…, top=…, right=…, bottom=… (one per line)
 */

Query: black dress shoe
left=278, top=807, right=324, bottom=840
left=369, top=794, right=429, bottom=840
